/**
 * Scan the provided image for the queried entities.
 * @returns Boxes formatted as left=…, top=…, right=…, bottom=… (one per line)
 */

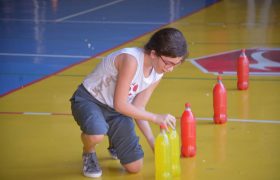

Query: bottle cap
left=241, top=49, right=246, bottom=56
left=185, top=103, right=191, bottom=108
left=160, top=124, right=168, bottom=130
left=217, top=75, right=222, bottom=81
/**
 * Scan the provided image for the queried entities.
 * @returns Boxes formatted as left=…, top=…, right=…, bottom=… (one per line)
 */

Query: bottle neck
left=160, top=128, right=167, bottom=134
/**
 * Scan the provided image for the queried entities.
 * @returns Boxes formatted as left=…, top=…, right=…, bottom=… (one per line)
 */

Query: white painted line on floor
left=55, top=0, right=126, bottom=22
left=0, top=18, right=166, bottom=25
left=0, top=53, right=89, bottom=59
left=64, top=20, right=165, bottom=25
left=196, top=117, right=280, bottom=124
left=23, top=112, right=52, bottom=115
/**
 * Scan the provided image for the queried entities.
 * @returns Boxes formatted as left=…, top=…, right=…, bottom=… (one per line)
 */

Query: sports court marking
left=196, top=117, right=280, bottom=124
left=0, top=18, right=165, bottom=24
left=55, top=0, right=126, bottom=22
left=0, top=111, right=279, bottom=124
left=0, top=53, right=89, bottom=59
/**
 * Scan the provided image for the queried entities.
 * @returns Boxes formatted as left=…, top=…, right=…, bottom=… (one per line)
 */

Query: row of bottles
left=155, top=75, right=229, bottom=179
left=155, top=103, right=196, bottom=180
left=213, top=48, right=250, bottom=124
left=154, top=49, right=249, bottom=179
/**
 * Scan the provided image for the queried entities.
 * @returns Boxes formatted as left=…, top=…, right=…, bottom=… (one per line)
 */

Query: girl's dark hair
left=144, top=28, right=188, bottom=58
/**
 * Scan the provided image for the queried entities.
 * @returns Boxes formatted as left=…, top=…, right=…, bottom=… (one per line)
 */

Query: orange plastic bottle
left=237, top=49, right=249, bottom=90
left=155, top=124, right=172, bottom=180
left=167, top=128, right=181, bottom=176
left=213, top=75, right=227, bottom=124
left=181, top=103, right=196, bottom=157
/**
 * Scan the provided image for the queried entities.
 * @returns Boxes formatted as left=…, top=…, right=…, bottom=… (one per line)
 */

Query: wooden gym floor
left=0, top=0, right=279, bottom=179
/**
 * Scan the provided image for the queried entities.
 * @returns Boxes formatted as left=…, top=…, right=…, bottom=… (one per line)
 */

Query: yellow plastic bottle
left=168, top=128, right=181, bottom=177
left=155, top=124, right=172, bottom=180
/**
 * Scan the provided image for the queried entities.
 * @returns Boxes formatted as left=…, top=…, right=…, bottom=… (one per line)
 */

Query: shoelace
left=85, top=154, right=100, bottom=171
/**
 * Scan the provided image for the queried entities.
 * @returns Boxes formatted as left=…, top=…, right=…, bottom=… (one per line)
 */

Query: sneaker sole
left=111, top=155, right=118, bottom=160
left=83, top=171, right=102, bottom=178
left=108, top=150, right=118, bottom=160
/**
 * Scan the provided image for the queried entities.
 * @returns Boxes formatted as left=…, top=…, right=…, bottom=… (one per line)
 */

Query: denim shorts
left=70, top=84, right=144, bottom=165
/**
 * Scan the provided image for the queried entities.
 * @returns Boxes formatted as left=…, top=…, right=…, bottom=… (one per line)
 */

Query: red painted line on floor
left=0, top=111, right=23, bottom=115
left=0, top=111, right=279, bottom=124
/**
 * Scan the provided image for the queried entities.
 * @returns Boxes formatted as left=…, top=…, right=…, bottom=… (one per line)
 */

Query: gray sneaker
left=82, top=152, right=102, bottom=178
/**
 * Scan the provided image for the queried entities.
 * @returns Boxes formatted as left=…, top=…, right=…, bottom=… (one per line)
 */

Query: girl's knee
left=82, top=133, right=105, bottom=144
left=123, top=158, right=143, bottom=173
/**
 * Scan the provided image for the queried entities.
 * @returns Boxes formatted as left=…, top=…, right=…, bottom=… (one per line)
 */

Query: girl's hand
left=154, top=114, right=176, bottom=130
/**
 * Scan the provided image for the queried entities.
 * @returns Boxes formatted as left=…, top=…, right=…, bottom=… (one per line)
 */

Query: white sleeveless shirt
left=83, top=47, right=163, bottom=108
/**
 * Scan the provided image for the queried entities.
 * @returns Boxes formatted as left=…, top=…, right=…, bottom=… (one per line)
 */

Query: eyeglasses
left=159, top=56, right=182, bottom=67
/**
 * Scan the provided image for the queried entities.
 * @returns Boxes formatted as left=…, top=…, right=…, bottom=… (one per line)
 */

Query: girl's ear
left=150, top=50, right=157, bottom=59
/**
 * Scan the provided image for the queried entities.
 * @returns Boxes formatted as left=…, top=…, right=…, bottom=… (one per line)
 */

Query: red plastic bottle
left=213, top=75, right=227, bottom=124
left=181, top=103, right=196, bottom=157
left=237, top=49, right=249, bottom=90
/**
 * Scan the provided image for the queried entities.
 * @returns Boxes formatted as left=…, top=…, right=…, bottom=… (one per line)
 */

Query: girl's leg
left=122, top=158, right=143, bottom=173
left=81, top=133, right=104, bottom=178
left=81, top=133, right=104, bottom=153
left=107, top=115, right=144, bottom=173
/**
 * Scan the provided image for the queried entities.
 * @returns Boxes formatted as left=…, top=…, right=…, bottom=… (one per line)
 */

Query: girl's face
left=151, top=51, right=183, bottom=74
left=157, top=55, right=182, bottom=73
